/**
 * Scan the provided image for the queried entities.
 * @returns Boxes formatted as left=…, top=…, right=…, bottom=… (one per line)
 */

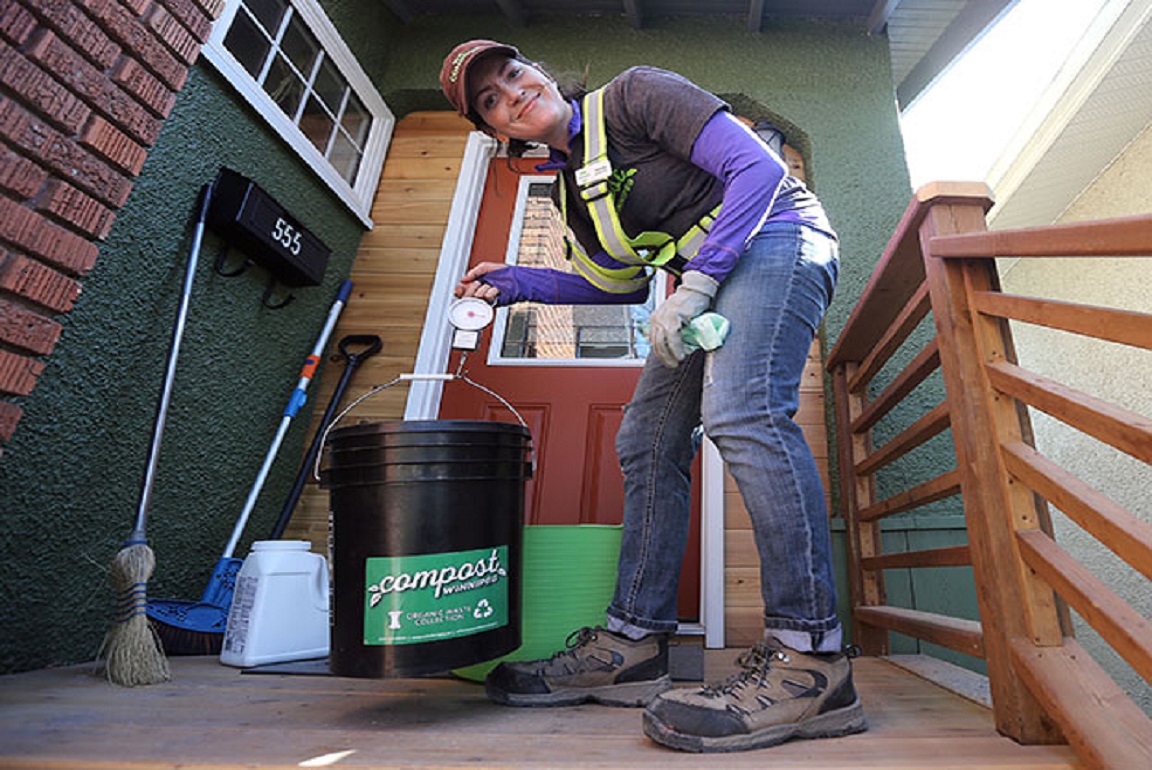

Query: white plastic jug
left=220, top=540, right=329, bottom=668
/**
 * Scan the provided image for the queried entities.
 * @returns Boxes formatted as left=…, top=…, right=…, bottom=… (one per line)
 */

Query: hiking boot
left=484, top=626, right=672, bottom=707
left=642, top=642, right=867, bottom=752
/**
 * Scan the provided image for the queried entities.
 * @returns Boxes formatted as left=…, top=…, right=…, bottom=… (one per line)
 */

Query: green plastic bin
left=454, top=524, right=621, bottom=682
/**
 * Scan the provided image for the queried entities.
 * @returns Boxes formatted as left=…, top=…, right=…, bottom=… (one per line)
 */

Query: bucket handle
left=312, top=372, right=535, bottom=482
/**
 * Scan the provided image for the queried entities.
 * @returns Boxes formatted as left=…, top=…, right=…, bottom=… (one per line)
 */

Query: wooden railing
left=826, top=182, right=1152, bottom=769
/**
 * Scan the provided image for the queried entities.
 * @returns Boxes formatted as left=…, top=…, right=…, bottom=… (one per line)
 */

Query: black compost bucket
left=323, top=419, right=531, bottom=678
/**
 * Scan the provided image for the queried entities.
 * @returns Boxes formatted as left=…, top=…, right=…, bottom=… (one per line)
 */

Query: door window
left=489, top=177, right=660, bottom=367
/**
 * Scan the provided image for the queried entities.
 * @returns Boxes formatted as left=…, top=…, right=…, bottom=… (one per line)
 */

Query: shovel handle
left=268, top=334, right=382, bottom=540
left=338, top=334, right=382, bottom=364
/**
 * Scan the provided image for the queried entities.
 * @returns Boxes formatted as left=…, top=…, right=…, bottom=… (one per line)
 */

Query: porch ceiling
left=383, top=0, right=1020, bottom=108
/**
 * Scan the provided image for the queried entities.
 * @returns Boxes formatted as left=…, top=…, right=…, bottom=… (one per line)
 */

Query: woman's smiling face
left=469, top=55, right=572, bottom=150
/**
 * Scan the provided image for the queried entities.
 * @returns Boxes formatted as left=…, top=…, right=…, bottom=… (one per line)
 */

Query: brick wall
left=0, top=0, right=224, bottom=443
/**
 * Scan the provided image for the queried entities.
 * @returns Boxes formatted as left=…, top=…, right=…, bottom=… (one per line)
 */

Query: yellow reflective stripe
left=586, top=193, right=646, bottom=264
left=571, top=257, right=651, bottom=294
left=561, top=176, right=645, bottom=266
left=580, top=90, right=722, bottom=270
left=673, top=204, right=722, bottom=262
left=566, top=237, right=652, bottom=293
left=580, top=181, right=611, bottom=201
left=585, top=89, right=608, bottom=162
left=641, top=240, right=680, bottom=267
left=582, top=91, right=647, bottom=264
left=562, top=89, right=725, bottom=282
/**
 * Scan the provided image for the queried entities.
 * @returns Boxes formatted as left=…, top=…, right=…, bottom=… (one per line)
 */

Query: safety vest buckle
left=580, top=181, right=611, bottom=203
left=666, top=254, right=689, bottom=275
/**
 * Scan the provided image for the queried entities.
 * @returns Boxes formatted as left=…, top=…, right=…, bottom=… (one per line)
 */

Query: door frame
left=405, top=132, right=726, bottom=648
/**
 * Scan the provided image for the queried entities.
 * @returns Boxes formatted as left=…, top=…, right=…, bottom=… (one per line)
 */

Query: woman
left=439, top=40, right=866, bottom=753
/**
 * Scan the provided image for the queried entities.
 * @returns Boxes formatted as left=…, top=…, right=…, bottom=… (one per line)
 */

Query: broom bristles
left=100, top=542, right=171, bottom=686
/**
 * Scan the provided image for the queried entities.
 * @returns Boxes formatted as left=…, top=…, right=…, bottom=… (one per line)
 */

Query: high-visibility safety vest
left=558, top=88, right=722, bottom=294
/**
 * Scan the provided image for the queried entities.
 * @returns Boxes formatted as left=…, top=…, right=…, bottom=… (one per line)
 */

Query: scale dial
left=447, top=297, right=495, bottom=351
left=448, top=297, right=495, bottom=331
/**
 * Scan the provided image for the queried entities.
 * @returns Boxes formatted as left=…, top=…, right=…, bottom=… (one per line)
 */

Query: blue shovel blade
left=146, top=598, right=229, bottom=634
left=144, top=557, right=243, bottom=635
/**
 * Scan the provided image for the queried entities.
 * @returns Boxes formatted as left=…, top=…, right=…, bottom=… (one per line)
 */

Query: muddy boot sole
left=642, top=697, right=868, bottom=752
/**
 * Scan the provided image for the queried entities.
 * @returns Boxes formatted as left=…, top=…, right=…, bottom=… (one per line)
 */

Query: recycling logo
left=473, top=599, right=494, bottom=619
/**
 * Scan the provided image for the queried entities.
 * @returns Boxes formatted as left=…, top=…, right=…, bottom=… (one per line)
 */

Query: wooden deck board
left=0, top=654, right=1079, bottom=769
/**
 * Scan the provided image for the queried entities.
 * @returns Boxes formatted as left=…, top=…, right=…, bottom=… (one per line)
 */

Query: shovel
left=268, top=333, right=382, bottom=540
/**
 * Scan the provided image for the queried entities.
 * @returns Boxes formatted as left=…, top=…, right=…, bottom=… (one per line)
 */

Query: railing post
left=831, top=363, right=888, bottom=655
left=918, top=194, right=1066, bottom=745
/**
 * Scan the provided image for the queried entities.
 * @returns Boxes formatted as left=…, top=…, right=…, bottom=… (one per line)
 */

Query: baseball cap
left=440, top=39, right=520, bottom=122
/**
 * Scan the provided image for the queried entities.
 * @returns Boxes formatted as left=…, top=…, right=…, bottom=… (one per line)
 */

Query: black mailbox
left=207, top=167, right=331, bottom=287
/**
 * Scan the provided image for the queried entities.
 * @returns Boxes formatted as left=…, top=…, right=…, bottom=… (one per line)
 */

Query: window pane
left=262, top=52, right=305, bottom=117
left=577, top=320, right=635, bottom=359
left=300, top=95, right=334, bottom=153
left=313, top=58, right=345, bottom=113
left=280, top=16, right=319, bottom=78
left=329, top=129, right=362, bottom=184
left=501, top=309, right=537, bottom=358
left=246, top=0, right=287, bottom=35
left=222, top=11, right=271, bottom=78
left=340, top=92, right=370, bottom=148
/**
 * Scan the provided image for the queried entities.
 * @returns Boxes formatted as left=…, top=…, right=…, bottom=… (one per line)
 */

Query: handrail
left=827, top=182, right=1152, bottom=769
left=929, top=213, right=1152, bottom=257
left=985, top=362, right=1152, bottom=461
left=851, top=340, right=940, bottom=433
left=828, top=181, right=994, bottom=368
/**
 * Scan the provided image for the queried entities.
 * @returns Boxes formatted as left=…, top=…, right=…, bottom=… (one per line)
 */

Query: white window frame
left=202, top=0, right=394, bottom=228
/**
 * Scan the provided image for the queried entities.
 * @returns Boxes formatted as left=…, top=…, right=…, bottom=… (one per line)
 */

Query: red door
left=439, top=158, right=701, bottom=620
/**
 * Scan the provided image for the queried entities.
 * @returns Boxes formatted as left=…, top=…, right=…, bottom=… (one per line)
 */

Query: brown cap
left=439, top=39, right=520, bottom=121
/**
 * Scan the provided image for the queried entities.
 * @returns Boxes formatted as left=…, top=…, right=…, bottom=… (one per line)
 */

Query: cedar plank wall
left=0, top=0, right=224, bottom=442
left=285, top=111, right=473, bottom=546
left=287, top=117, right=831, bottom=648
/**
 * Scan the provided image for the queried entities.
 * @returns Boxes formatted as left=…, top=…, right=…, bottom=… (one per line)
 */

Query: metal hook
left=261, top=277, right=295, bottom=310
left=212, top=244, right=249, bottom=278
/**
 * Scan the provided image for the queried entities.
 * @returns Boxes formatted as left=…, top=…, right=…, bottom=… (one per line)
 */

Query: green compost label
left=363, top=546, right=509, bottom=645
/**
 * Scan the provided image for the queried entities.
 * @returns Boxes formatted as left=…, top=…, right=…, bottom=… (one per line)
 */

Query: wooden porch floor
left=0, top=652, right=1080, bottom=769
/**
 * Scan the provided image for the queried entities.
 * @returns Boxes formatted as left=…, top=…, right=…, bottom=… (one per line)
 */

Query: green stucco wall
left=0, top=10, right=920, bottom=673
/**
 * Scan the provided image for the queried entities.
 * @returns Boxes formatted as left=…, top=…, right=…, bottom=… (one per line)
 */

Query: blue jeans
left=608, top=221, right=842, bottom=653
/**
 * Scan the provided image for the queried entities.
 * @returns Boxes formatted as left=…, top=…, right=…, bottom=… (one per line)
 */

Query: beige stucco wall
left=998, top=122, right=1152, bottom=713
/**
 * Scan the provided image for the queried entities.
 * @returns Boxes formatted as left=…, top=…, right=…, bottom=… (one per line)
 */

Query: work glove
left=648, top=270, right=719, bottom=368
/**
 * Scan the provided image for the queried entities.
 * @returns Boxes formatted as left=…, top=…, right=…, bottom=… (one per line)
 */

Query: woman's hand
left=648, top=270, right=719, bottom=368
left=455, top=262, right=506, bottom=303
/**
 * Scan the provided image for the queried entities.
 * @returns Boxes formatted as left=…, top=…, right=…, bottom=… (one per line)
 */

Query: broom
left=99, top=181, right=213, bottom=685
